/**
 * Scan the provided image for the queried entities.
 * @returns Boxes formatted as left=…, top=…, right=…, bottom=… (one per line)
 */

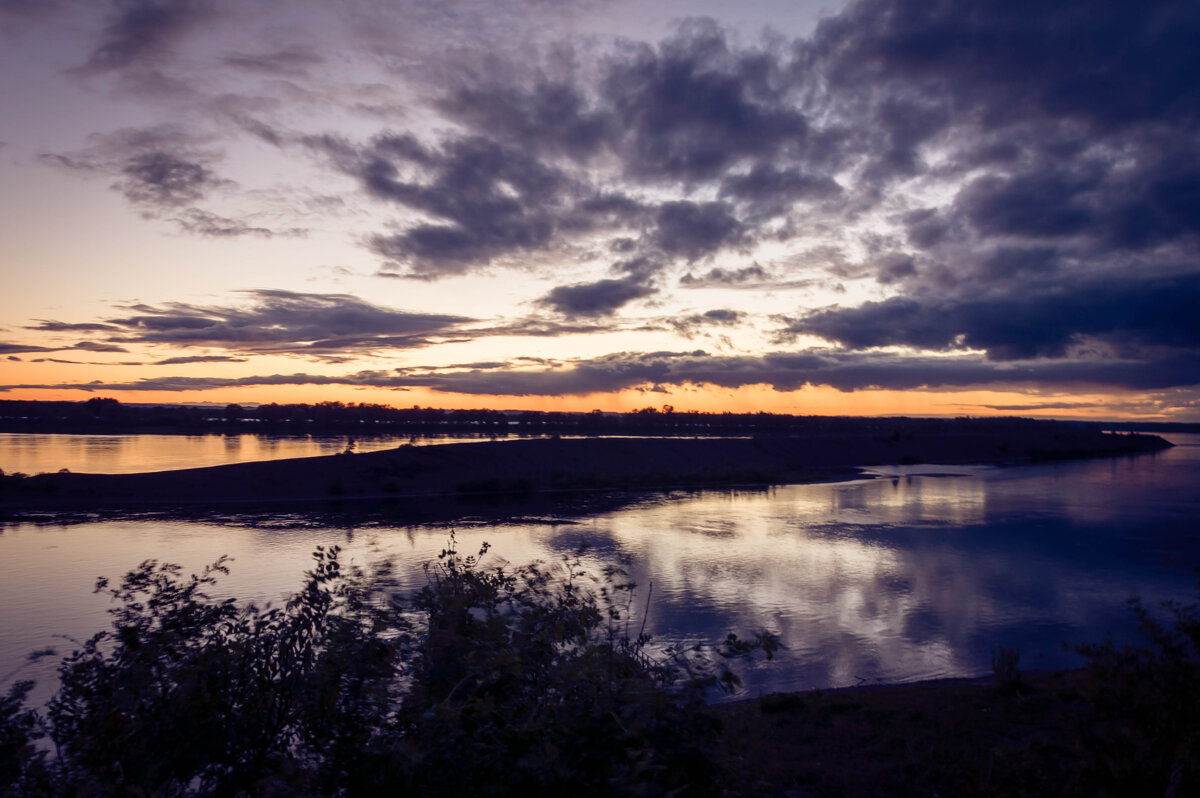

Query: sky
left=1, top=0, right=1198, bottom=420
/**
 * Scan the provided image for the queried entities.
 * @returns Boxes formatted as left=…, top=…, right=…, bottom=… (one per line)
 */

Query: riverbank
left=0, top=424, right=1171, bottom=513
left=712, top=668, right=1116, bottom=796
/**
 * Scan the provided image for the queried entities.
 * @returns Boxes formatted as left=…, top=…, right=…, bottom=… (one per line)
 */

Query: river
left=1, top=432, right=1197, bottom=702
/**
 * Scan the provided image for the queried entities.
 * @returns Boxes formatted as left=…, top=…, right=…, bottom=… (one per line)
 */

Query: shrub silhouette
left=3, top=538, right=775, bottom=796
left=1070, top=581, right=1200, bottom=795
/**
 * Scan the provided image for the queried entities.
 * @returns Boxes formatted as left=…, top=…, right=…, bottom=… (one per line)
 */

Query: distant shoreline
left=0, top=423, right=1172, bottom=516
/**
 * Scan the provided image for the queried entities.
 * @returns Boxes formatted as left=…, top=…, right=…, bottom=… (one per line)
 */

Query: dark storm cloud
left=538, top=277, right=656, bottom=318
left=872, top=252, right=916, bottom=285
left=602, top=19, right=810, bottom=183
left=954, top=170, right=1096, bottom=239
left=437, top=77, right=613, bottom=162
left=796, top=0, right=1200, bottom=254
left=340, top=134, right=577, bottom=277
left=805, top=0, right=1200, bottom=138
left=783, top=272, right=1200, bottom=362
left=82, top=0, right=213, bottom=74
left=653, top=200, right=743, bottom=259
left=719, top=164, right=841, bottom=220
left=709, top=0, right=1200, bottom=393
left=333, top=20, right=855, bottom=281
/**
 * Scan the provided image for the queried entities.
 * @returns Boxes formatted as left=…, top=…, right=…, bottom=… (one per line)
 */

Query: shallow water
left=1, top=434, right=1197, bottom=703
left=0, top=431, right=505, bottom=474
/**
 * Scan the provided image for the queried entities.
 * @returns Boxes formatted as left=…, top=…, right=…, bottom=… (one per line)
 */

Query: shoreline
left=0, top=426, right=1172, bottom=516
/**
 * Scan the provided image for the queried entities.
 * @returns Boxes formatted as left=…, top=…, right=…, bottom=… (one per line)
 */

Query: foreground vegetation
left=2, top=546, right=1198, bottom=796
left=0, top=540, right=775, bottom=796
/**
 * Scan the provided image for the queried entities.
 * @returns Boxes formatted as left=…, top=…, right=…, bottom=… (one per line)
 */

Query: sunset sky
left=1, top=0, right=1198, bottom=419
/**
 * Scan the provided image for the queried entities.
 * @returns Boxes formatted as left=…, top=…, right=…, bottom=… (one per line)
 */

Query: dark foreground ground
left=0, top=425, right=1171, bottom=513
left=712, top=668, right=1153, bottom=797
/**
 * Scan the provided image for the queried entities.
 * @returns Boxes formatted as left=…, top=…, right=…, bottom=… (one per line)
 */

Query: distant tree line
left=2, top=397, right=1197, bottom=436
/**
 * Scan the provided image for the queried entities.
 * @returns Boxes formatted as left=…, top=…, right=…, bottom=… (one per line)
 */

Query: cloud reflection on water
left=1, top=438, right=1198, bottom=701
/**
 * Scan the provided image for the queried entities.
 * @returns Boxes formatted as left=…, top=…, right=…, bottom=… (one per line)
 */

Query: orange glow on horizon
left=0, top=382, right=1178, bottom=421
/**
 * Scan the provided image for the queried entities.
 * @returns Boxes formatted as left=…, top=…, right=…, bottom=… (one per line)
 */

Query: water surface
left=2, top=434, right=1197, bottom=703
left=0, top=431, right=505, bottom=474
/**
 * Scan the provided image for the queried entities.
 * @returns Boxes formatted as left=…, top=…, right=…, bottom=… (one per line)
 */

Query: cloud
left=602, top=19, right=811, bottom=182
left=437, top=75, right=613, bottom=163
left=667, top=308, right=746, bottom=337
left=322, top=134, right=579, bottom=277
left=41, top=126, right=225, bottom=204
left=0, top=340, right=126, bottom=355
left=719, top=164, right=841, bottom=220
left=313, top=20, right=856, bottom=279
left=172, top=208, right=304, bottom=238
left=782, top=271, right=1200, bottom=362
left=981, top=402, right=1103, bottom=412
left=71, top=341, right=129, bottom=353
left=117, top=148, right=227, bottom=206
left=30, top=358, right=142, bottom=366
left=12, top=0, right=1200, bottom=414
left=79, top=290, right=475, bottom=359
left=26, top=321, right=123, bottom=333
left=221, top=46, right=323, bottom=77
left=154, top=354, right=247, bottom=364
left=538, top=277, right=656, bottom=318
left=0, top=0, right=58, bottom=21
left=40, top=125, right=307, bottom=237
left=81, top=0, right=214, bottom=74
left=678, top=263, right=819, bottom=291
left=27, top=290, right=641, bottom=361
left=8, top=348, right=1198, bottom=397
left=0, top=342, right=54, bottom=355
left=652, top=200, right=743, bottom=259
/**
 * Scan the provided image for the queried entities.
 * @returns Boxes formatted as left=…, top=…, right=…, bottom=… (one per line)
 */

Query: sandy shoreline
left=0, top=426, right=1171, bottom=515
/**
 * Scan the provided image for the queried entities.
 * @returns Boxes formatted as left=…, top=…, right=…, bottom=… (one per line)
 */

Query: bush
left=0, top=680, right=51, bottom=796
left=47, top=549, right=406, bottom=796
left=1072, top=582, right=1200, bottom=796
left=2, top=537, right=777, bottom=796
